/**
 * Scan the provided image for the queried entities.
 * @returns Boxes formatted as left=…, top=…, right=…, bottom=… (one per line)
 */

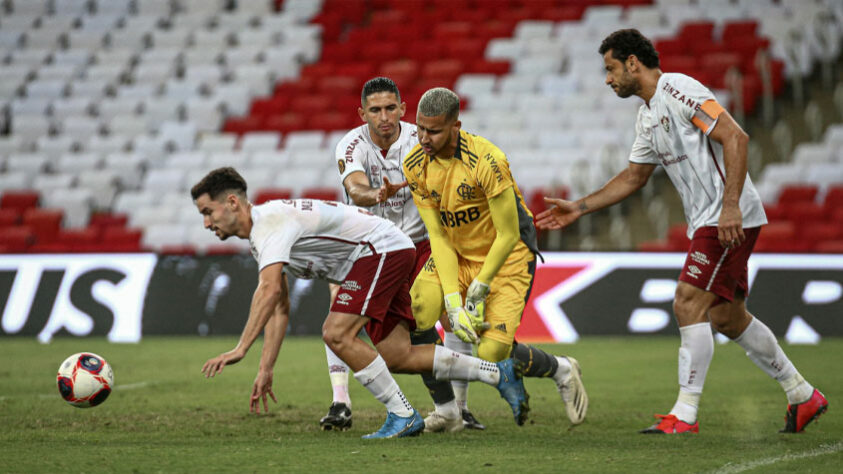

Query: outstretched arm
left=202, top=262, right=287, bottom=378
left=706, top=109, right=749, bottom=248
left=343, top=171, right=407, bottom=207
left=250, top=272, right=290, bottom=413
left=535, top=162, right=657, bottom=230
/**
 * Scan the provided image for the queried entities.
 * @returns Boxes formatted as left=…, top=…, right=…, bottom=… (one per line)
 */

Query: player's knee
left=673, top=284, right=702, bottom=321
left=410, top=282, right=444, bottom=331
left=477, top=338, right=512, bottom=362
left=321, top=319, right=346, bottom=351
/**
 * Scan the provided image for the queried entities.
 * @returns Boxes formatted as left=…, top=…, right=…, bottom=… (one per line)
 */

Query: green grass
left=0, top=337, right=840, bottom=473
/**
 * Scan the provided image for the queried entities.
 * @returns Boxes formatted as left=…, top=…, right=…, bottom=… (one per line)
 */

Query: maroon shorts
left=678, top=226, right=761, bottom=305
left=412, top=239, right=431, bottom=282
left=330, top=248, right=417, bottom=344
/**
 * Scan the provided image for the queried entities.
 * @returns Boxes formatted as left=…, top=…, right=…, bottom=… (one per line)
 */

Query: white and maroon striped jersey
left=334, top=120, right=428, bottom=244
left=249, top=199, right=413, bottom=283
left=629, top=72, right=767, bottom=238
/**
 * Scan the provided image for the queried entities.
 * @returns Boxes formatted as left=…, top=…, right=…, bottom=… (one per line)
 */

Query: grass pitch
left=0, top=336, right=840, bottom=473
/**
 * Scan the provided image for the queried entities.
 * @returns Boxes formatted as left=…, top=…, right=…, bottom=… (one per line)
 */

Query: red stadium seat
left=223, top=116, right=262, bottom=135
left=316, top=76, right=360, bottom=96
left=333, top=62, right=377, bottom=82
left=780, top=201, right=824, bottom=225
left=101, top=227, right=142, bottom=252
left=538, top=6, right=585, bottom=22
left=263, top=113, right=307, bottom=133
left=432, top=21, right=473, bottom=41
left=637, top=240, right=673, bottom=252
left=1, top=191, right=39, bottom=214
left=250, top=96, right=290, bottom=118
left=55, top=227, right=101, bottom=252
left=422, top=59, right=465, bottom=83
left=301, top=188, right=341, bottom=202
left=448, top=39, right=486, bottom=60
left=308, top=112, right=353, bottom=132
left=159, top=245, right=197, bottom=256
left=823, top=185, right=843, bottom=211
left=369, top=9, right=408, bottom=27
left=679, top=22, right=715, bottom=44
left=469, top=59, right=510, bottom=75
left=22, top=208, right=63, bottom=244
left=254, top=189, right=293, bottom=204
left=0, top=226, right=36, bottom=253
left=802, top=222, right=842, bottom=243
left=289, top=94, right=334, bottom=114
left=654, top=39, right=685, bottom=57
left=668, top=224, right=691, bottom=251
left=777, top=185, right=819, bottom=204
left=815, top=239, right=843, bottom=253
left=405, top=41, right=444, bottom=63
left=721, top=21, right=758, bottom=42
left=319, top=42, right=359, bottom=64
left=0, top=208, right=21, bottom=227
left=89, top=212, right=128, bottom=230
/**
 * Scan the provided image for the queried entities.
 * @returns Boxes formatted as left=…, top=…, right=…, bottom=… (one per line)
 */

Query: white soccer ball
left=56, top=352, right=114, bottom=408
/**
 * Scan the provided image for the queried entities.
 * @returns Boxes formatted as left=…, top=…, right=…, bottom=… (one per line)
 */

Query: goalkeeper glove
left=444, top=292, right=478, bottom=344
left=465, top=279, right=491, bottom=332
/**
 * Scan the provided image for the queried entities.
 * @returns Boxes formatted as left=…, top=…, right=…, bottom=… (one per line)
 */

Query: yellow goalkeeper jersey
left=403, top=129, right=539, bottom=264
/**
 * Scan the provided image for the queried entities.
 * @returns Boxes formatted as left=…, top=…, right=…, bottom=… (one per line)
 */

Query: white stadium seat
left=239, top=132, right=281, bottom=152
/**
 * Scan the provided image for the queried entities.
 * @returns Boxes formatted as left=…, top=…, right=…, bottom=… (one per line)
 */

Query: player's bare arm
left=251, top=272, right=290, bottom=414
left=201, top=262, right=286, bottom=378
left=706, top=108, right=749, bottom=248
left=343, top=171, right=407, bottom=206
left=536, top=162, right=656, bottom=230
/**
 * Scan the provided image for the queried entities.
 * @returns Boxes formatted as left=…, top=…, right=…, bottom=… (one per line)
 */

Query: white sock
left=669, top=323, right=713, bottom=424
left=734, top=317, right=814, bottom=404
left=552, top=356, right=572, bottom=385
left=432, top=345, right=500, bottom=386
left=353, top=355, right=413, bottom=416
left=444, top=332, right=472, bottom=410
left=325, top=345, right=350, bottom=406
left=433, top=401, right=460, bottom=419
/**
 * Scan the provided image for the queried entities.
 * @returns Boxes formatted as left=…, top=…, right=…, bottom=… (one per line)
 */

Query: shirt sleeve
left=474, top=145, right=514, bottom=199
left=628, top=108, right=659, bottom=164
left=252, top=216, right=302, bottom=271
left=668, top=74, right=723, bottom=136
left=335, top=134, right=367, bottom=184
left=403, top=150, right=437, bottom=210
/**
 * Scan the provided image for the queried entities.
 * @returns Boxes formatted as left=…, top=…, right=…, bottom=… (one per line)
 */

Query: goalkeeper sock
left=325, top=344, right=350, bottom=406
left=354, top=355, right=413, bottom=417
left=410, top=327, right=456, bottom=406
left=510, top=342, right=560, bottom=378
left=432, top=345, right=500, bottom=386
left=444, top=331, right=472, bottom=410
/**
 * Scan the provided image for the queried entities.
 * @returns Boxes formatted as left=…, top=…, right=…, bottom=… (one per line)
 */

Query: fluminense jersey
left=334, top=121, right=428, bottom=244
left=249, top=199, right=413, bottom=283
left=629, top=72, right=767, bottom=238
left=403, top=129, right=539, bottom=264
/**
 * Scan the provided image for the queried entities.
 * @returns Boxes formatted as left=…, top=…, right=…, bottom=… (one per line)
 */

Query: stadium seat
left=254, top=188, right=294, bottom=204
left=777, top=185, right=819, bottom=204
left=0, top=226, right=36, bottom=253
left=1, top=191, right=40, bottom=213
left=22, top=208, right=63, bottom=243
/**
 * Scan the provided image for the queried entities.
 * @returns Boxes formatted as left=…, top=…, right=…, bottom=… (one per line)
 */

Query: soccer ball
left=56, top=352, right=114, bottom=408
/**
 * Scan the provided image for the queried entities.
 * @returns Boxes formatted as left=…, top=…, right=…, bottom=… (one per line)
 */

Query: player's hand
left=250, top=369, right=277, bottom=414
left=465, top=279, right=491, bottom=333
left=201, top=348, right=245, bottom=378
left=376, top=176, right=408, bottom=203
left=718, top=203, right=744, bottom=248
left=535, top=198, right=582, bottom=230
left=444, top=292, right=478, bottom=344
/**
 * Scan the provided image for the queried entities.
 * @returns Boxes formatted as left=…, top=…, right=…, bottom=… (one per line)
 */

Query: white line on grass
left=711, top=441, right=843, bottom=474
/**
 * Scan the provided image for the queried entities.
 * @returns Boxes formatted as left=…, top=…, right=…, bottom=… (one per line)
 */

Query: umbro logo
left=685, top=265, right=701, bottom=279
left=690, top=251, right=709, bottom=265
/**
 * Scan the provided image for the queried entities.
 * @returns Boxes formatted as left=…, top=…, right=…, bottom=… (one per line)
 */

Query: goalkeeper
left=403, top=87, right=588, bottom=426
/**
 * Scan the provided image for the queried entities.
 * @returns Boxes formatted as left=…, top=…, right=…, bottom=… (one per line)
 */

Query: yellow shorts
left=414, top=252, right=536, bottom=345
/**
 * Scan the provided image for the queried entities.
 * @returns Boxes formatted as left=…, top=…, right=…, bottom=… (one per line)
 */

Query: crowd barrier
left=2, top=253, right=841, bottom=343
